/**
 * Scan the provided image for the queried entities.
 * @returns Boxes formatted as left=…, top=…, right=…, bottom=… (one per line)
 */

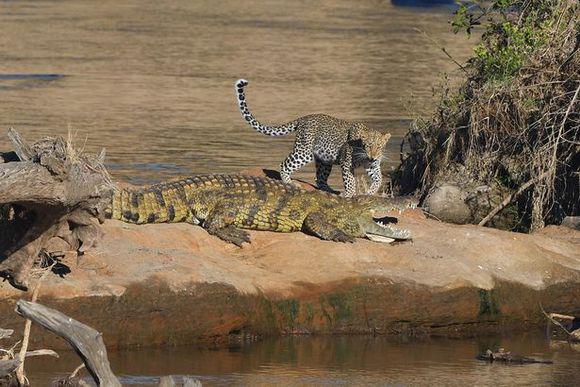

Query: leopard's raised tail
left=235, top=79, right=298, bottom=136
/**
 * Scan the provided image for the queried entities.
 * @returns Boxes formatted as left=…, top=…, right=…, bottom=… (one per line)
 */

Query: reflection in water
left=392, top=0, right=457, bottom=9
left=25, top=335, right=579, bottom=385
left=0, top=0, right=476, bottom=186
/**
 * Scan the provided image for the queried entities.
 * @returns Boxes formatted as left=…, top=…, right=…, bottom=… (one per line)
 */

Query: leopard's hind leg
left=280, top=146, right=314, bottom=185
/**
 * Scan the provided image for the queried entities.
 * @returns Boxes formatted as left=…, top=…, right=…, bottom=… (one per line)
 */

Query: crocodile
left=103, top=174, right=415, bottom=246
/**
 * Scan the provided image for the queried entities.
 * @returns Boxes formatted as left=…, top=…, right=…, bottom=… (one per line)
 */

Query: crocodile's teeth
left=395, top=229, right=411, bottom=238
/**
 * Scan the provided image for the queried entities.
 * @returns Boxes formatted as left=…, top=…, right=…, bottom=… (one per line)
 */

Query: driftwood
left=0, top=329, right=13, bottom=341
left=476, top=348, right=553, bottom=364
left=13, top=301, right=203, bottom=386
left=14, top=300, right=121, bottom=387
left=159, top=376, right=202, bottom=387
left=543, top=310, right=580, bottom=343
left=0, top=129, right=112, bottom=291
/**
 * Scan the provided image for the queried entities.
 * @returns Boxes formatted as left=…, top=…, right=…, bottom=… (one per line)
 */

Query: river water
left=7, top=1, right=576, bottom=385
left=25, top=334, right=580, bottom=385
left=0, top=0, right=475, bottom=186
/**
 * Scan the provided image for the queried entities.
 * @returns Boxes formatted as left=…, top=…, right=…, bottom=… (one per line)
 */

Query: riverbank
left=1, top=210, right=578, bottom=349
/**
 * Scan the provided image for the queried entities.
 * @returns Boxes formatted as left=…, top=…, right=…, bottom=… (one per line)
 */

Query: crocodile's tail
left=235, top=79, right=297, bottom=136
left=104, top=185, right=191, bottom=224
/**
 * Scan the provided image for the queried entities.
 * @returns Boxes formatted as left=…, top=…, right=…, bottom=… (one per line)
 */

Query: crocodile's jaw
left=360, top=218, right=412, bottom=243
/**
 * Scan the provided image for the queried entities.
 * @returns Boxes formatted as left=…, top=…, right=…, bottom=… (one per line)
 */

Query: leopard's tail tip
left=235, top=78, right=249, bottom=88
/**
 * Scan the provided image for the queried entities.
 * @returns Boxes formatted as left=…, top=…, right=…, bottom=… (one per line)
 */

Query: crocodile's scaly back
left=105, top=173, right=302, bottom=225
left=106, top=173, right=414, bottom=246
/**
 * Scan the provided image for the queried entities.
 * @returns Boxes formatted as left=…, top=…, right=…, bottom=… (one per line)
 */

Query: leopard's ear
left=383, top=132, right=392, bottom=142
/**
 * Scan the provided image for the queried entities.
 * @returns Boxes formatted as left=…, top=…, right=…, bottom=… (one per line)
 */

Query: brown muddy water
left=0, top=0, right=476, bottom=186
left=7, top=1, right=575, bottom=386
left=24, top=335, right=580, bottom=386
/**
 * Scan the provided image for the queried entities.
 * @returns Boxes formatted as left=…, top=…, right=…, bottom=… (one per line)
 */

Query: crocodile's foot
left=210, top=225, right=251, bottom=247
left=328, top=229, right=356, bottom=243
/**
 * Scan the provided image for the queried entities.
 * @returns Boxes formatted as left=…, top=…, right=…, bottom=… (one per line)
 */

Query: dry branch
left=478, top=172, right=550, bottom=226
left=15, top=300, right=121, bottom=387
left=22, top=349, right=58, bottom=359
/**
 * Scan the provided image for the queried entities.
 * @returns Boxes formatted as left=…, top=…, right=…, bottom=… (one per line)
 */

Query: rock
left=561, top=216, right=580, bottom=231
left=423, top=184, right=471, bottom=223
left=423, top=182, right=520, bottom=230
left=0, top=215, right=579, bottom=349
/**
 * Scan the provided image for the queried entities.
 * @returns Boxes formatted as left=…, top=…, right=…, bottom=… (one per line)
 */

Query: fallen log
left=14, top=300, right=121, bottom=387
left=0, top=129, right=111, bottom=291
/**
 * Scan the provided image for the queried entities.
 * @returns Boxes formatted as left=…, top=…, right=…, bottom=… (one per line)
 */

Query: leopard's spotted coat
left=235, top=79, right=391, bottom=197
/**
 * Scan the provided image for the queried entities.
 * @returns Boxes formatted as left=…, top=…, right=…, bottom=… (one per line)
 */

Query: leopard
left=234, top=78, right=391, bottom=197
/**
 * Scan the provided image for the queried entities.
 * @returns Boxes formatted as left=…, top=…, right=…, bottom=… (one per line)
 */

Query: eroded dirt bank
left=1, top=211, right=579, bottom=349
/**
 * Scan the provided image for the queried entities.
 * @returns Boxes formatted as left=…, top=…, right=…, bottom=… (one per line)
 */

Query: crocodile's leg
left=203, top=204, right=251, bottom=246
left=302, top=212, right=355, bottom=243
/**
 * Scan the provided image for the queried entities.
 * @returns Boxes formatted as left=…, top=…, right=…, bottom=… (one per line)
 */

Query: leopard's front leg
left=366, top=158, right=383, bottom=195
left=339, top=148, right=357, bottom=197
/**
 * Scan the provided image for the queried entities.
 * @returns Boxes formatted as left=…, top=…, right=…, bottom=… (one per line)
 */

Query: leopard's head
left=361, top=130, right=391, bottom=161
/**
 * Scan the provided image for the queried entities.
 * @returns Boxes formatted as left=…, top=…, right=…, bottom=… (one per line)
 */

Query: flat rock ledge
left=1, top=211, right=579, bottom=349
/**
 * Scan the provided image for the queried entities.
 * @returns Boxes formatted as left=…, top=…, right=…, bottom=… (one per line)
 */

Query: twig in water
left=15, top=263, right=55, bottom=385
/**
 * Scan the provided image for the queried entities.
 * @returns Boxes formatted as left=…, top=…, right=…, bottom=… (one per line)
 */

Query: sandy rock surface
left=1, top=209, right=578, bottom=299
left=1, top=204, right=578, bottom=348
